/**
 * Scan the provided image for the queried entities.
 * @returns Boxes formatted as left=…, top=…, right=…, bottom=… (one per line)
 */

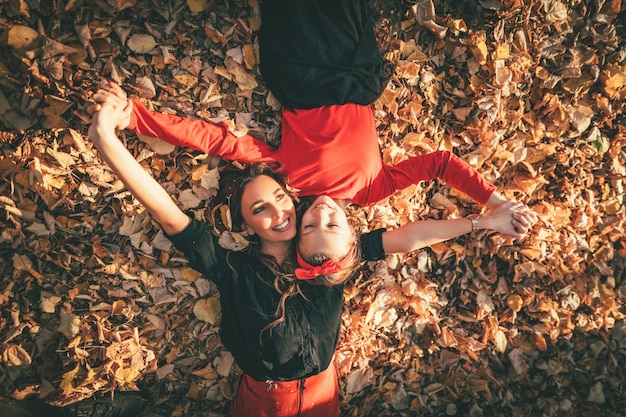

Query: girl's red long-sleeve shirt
left=127, top=99, right=496, bottom=205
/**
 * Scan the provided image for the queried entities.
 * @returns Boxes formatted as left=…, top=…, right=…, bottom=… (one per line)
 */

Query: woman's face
left=240, top=175, right=297, bottom=244
left=298, top=195, right=352, bottom=259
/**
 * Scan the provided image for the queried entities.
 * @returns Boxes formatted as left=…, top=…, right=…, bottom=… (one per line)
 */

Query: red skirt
left=228, top=364, right=340, bottom=417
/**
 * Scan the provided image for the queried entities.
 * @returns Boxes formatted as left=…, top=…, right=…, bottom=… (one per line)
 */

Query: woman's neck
left=260, top=241, right=291, bottom=264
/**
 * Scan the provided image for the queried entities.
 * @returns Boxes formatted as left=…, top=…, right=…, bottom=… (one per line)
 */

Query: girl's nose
left=311, top=209, right=329, bottom=225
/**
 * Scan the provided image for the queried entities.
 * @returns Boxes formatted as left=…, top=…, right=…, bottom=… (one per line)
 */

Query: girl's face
left=240, top=175, right=297, bottom=244
left=298, top=195, right=352, bottom=259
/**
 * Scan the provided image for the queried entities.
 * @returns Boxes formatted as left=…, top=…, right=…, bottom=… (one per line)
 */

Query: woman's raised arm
left=88, top=92, right=191, bottom=236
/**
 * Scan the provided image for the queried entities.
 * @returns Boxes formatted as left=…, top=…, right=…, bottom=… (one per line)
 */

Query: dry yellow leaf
left=173, top=73, right=198, bottom=87
left=470, top=42, right=488, bottom=65
left=219, top=204, right=233, bottom=230
left=115, top=366, right=141, bottom=383
left=600, top=64, right=626, bottom=99
left=193, top=297, right=221, bottom=324
left=204, top=25, right=226, bottom=44
left=181, top=267, right=203, bottom=283
left=190, top=164, right=209, bottom=181
left=242, top=43, right=256, bottom=70
left=186, top=0, right=208, bottom=13
left=507, top=294, right=524, bottom=312
left=2, top=24, right=39, bottom=49
left=60, top=365, right=81, bottom=394
left=2, top=344, right=32, bottom=366
left=192, top=363, right=218, bottom=380
left=111, top=300, right=126, bottom=315
left=493, top=43, right=510, bottom=60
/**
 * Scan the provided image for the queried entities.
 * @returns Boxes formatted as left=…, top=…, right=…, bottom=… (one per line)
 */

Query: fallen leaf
left=127, top=34, right=157, bottom=54
left=2, top=24, right=39, bottom=49
left=193, top=297, right=221, bottom=324
left=58, top=310, right=80, bottom=340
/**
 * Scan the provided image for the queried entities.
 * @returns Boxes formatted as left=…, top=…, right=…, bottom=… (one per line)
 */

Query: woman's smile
left=273, top=216, right=292, bottom=232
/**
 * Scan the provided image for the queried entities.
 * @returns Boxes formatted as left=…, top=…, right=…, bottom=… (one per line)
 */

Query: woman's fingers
left=89, top=84, right=133, bottom=131
left=86, top=103, right=101, bottom=115
left=105, top=80, right=128, bottom=99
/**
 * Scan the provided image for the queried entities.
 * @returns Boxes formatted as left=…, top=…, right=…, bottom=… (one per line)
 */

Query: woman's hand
left=87, top=81, right=132, bottom=131
left=86, top=86, right=191, bottom=236
left=88, top=91, right=131, bottom=143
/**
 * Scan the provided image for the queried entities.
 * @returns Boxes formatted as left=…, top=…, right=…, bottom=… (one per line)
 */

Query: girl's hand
left=481, top=200, right=536, bottom=240
left=87, top=81, right=132, bottom=131
left=511, top=205, right=538, bottom=237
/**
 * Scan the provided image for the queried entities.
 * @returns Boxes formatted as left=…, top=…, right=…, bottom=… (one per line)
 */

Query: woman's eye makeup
left=253, top=205, right=265, bottom=214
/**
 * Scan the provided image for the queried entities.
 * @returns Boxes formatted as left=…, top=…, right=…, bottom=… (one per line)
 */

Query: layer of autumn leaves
left=1, top=0, right=625, bottom=416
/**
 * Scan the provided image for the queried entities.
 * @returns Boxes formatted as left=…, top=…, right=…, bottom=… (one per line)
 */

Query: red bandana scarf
left=295, top=246, right=355, bottom=280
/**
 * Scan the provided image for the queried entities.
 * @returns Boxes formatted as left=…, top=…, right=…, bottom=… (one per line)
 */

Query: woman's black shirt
left=167, top=218, right=386, bottom=382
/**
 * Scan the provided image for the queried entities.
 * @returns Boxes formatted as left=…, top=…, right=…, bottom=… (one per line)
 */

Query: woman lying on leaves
left=88, top=1, right=537, bottom=414
left=88, top=97, right=534, bottom=417
left=94, top=0, right=538, bottom=280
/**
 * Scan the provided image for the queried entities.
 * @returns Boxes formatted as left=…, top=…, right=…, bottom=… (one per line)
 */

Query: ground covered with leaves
left=0, top=0, right=625, bottom=416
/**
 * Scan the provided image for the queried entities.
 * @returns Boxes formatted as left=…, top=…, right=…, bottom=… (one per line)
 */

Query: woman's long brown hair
left=211, top=163, right=363, bottom=344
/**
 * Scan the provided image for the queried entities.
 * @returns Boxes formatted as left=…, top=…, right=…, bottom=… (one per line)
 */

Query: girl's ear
left=244, top=224, right=255, bottom=236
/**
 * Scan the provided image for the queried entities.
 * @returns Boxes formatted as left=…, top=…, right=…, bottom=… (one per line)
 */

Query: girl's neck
left=334, top=198, right=348, bottom=209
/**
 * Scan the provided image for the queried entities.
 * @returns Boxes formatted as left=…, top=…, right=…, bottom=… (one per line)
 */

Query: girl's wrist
left=467, top=214, right=482, bottom=232
left=485, top=192, right=507, bottom=210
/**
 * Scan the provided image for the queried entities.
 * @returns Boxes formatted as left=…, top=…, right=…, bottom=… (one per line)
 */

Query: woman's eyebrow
left=249, top=188, right=283, bottom=210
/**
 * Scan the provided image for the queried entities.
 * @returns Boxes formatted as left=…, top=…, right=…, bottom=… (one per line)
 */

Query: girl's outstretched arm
left=88, top=95, right=191, bottom=236
left=380, top=200, right=537, bottom=254
left=90, top=82, right=277, bottom=164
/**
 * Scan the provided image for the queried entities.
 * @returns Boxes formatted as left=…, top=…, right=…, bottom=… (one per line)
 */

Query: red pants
left=228, top=364, right=340, bottom=417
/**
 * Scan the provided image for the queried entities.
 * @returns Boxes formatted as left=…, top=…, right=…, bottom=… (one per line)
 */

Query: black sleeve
left=165, top=217, right=225, bottom=286
left=360, top=228, right=387, bottom=261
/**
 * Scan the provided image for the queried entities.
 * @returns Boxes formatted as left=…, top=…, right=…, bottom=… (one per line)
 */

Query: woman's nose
left=269, top=204, right=281, bottom=219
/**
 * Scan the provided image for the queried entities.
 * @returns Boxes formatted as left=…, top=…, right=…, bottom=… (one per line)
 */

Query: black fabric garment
left=360, top=227, right=386, bottom=261
left=259, top=0, right=390, bottom=108
left=167, top=218, right=387, bottom=381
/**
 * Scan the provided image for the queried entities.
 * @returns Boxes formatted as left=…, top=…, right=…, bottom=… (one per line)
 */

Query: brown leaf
left=1, top=24, right=39, bottom=50
left=193, top=297, right=221, bottom=324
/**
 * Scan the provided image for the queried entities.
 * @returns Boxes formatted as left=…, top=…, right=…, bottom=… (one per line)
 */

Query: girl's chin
left=309, top=195, right=338, bottom=209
